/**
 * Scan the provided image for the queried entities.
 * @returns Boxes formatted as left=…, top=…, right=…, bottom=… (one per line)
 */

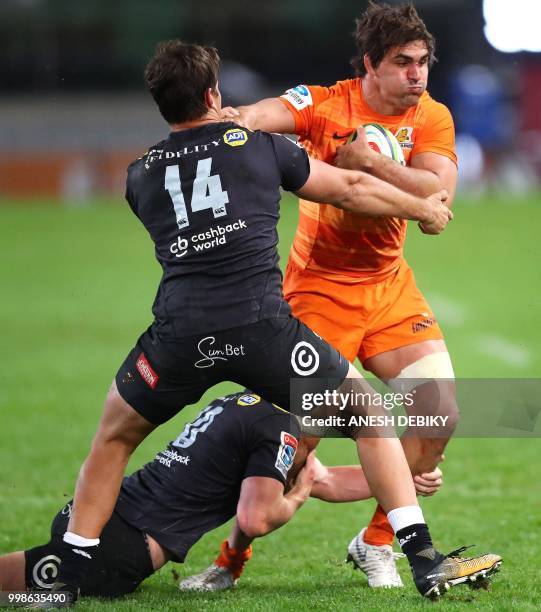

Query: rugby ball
left=349, top=123, right=406, bottom=166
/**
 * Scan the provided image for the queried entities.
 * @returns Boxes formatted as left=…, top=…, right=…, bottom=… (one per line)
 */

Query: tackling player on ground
left=0, top=392, right=445, bottom=597
left=219, top=1, right=461, bottom=588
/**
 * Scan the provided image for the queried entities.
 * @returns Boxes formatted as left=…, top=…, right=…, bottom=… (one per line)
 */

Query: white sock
left=63, top=531, right=100, bottom=548
left=387, top=505, right=425, bottom=534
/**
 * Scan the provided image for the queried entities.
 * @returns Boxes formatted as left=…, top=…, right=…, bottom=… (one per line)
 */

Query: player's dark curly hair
left=351, top=2, right=436, bottom=77
left=145, top=40, right=220, bottom=124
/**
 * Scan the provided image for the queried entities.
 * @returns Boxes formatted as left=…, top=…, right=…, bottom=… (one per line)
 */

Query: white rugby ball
left=349, top=123, right=406, bottom=166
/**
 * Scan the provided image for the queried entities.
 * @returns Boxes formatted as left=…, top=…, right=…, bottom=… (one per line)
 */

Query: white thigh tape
left=388, top=352, right=455, bottom=394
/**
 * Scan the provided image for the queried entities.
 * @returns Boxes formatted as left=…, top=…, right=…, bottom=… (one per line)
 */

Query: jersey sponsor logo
left=282, top=84, right=313, bottom=110
left=31, top=554, right=60, bottom=589
left=237, top=393, right=261, bottom=406
left=394, top=126, right=414, bottom=149
left=156, top=448, right=191, bottom=468
left=194, top=336, right=246, bottom=368
left=224, top=128, right=248, bottom=147
left=144, top=140, right=221, bottom=169
left=169, top=219, right=248, bottom=259
left=170, top=236, right=189, bottom=258
left=291, top=341, right=320, bottom=376
left=136, top=352, right=159, bottom=389
left=275, top=431, right=298, bottom=478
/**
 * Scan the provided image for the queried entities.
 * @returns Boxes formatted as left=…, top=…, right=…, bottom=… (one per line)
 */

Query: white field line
left=426, top=293, right=469, bottom=327
left=475, top=334, right=532, bottom=368
left=427, top=293, right=532, bottom=369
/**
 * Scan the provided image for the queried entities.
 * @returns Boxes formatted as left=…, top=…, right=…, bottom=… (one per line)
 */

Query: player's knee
left=439, top=393, right=460, bottom=435
left=236, top=509, right=271, bottom=539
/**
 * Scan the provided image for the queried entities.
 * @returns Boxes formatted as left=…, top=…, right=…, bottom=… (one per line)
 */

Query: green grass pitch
left=1, top=193, right=540, bottom=610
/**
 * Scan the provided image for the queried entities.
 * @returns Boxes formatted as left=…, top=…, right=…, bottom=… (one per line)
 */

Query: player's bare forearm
left=365, top=154, right=441, bottom=198
left=336, top=140, right=458, bottom=207
left=238, top=490, right=308, bottom=538
left=310, top=465, right=372, bottom=503
left=311, top=463, right=444, bottom=501
left=341, top=170, right=438, bottom=222
left=222, top=98, right=295, bottom=133
left=236, top=470, right=313, bottom=538
left=298, top=158, right=451, bottom=227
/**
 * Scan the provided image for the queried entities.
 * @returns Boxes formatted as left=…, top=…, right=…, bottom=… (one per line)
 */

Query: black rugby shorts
left=24, top=502, right=153, bottom=597
left=115, top=315, right=349, bottom=425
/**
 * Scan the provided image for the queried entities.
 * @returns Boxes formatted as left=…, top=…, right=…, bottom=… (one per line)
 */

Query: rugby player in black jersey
left=40, top=40, right=499, bottom=604
left=0, top=392, right=444, bottom=597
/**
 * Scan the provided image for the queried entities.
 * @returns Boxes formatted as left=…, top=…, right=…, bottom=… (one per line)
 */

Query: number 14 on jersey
left=165, top=157, right=229, bottom=230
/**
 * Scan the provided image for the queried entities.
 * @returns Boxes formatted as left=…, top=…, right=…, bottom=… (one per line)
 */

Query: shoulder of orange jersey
left=416, top=91, right=454, bottom=127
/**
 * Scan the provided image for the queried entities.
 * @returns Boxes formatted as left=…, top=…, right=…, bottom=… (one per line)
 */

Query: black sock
left=395, top=523, right=445, bottom=576
left=55, top=538, right=99, bottom=597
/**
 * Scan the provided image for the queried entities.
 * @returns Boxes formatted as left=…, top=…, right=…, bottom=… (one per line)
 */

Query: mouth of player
left=407, top=85, right=425, bottom=94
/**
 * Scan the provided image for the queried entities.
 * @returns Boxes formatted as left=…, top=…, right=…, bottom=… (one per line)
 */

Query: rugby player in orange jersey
left=218, top=2, right=460, bottom=588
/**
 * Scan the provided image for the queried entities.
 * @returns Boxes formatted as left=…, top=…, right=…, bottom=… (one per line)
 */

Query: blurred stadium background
left=1, top=1, right=540, bottom=609
left=1, top=0, right=541, bottom=199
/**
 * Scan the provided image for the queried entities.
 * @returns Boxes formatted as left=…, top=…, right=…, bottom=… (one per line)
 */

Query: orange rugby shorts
left=283, top=259, right=443, bottom=364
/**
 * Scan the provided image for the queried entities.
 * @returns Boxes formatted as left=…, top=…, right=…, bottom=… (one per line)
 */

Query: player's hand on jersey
left=335, top=127, right=375, bottom=171
left=221, top=106, right=239, bottom=121
left=220, top=106, right=255, bottom=130
left=414, top=466, right=443, bottom=496
left=419, top=190, right=453, bottom=235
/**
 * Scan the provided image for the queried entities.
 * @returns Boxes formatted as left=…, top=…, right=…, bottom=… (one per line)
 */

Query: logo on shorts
left=194, top=336, right=246, bottom=368
left=412, top=317, right=436, bottom=334
left=136, top=352, right=159, bottom=389
left=32, top=555, right=61, bottom=589
left=238, top=393, right=261, bottom=406
left=224, top=128, right=248, bottom=147
left=291, top=341, right=320, bottom=376
left=275, top=431, right=298, bottom=478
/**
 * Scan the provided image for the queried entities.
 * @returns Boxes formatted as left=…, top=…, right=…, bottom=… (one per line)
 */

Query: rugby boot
left=346, top=527, right=405, bottom=587
left=413, top=545, right=502, bottom=598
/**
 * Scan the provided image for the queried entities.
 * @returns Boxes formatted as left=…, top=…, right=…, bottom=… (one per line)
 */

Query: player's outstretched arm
left=310, top=460, right=443, bottom=502
left=297, top=158, right=453, bottom=233
left=235, top=451, right=316, bottom=539
left=221, top=98, right=295, bottom=133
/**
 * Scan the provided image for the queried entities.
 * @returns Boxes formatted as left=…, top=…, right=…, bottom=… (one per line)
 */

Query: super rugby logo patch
left=136, top=352, right=159, bottom=389
left=275, top=431, right=298, bottom=478
left=281, top=85, right=313, bottom=110
left=237, top=393, right=261, bottom=406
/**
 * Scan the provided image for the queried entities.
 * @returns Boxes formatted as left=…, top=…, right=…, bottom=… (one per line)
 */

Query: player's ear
left=364, top=54, right=375, bottom=77
left=206, top=83, right=222, bottom=113
left=204, top=87, right=214, bottom=109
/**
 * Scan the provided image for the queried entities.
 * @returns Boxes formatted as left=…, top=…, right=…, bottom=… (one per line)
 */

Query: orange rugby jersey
left=279, top=79, right=457, bottom=282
